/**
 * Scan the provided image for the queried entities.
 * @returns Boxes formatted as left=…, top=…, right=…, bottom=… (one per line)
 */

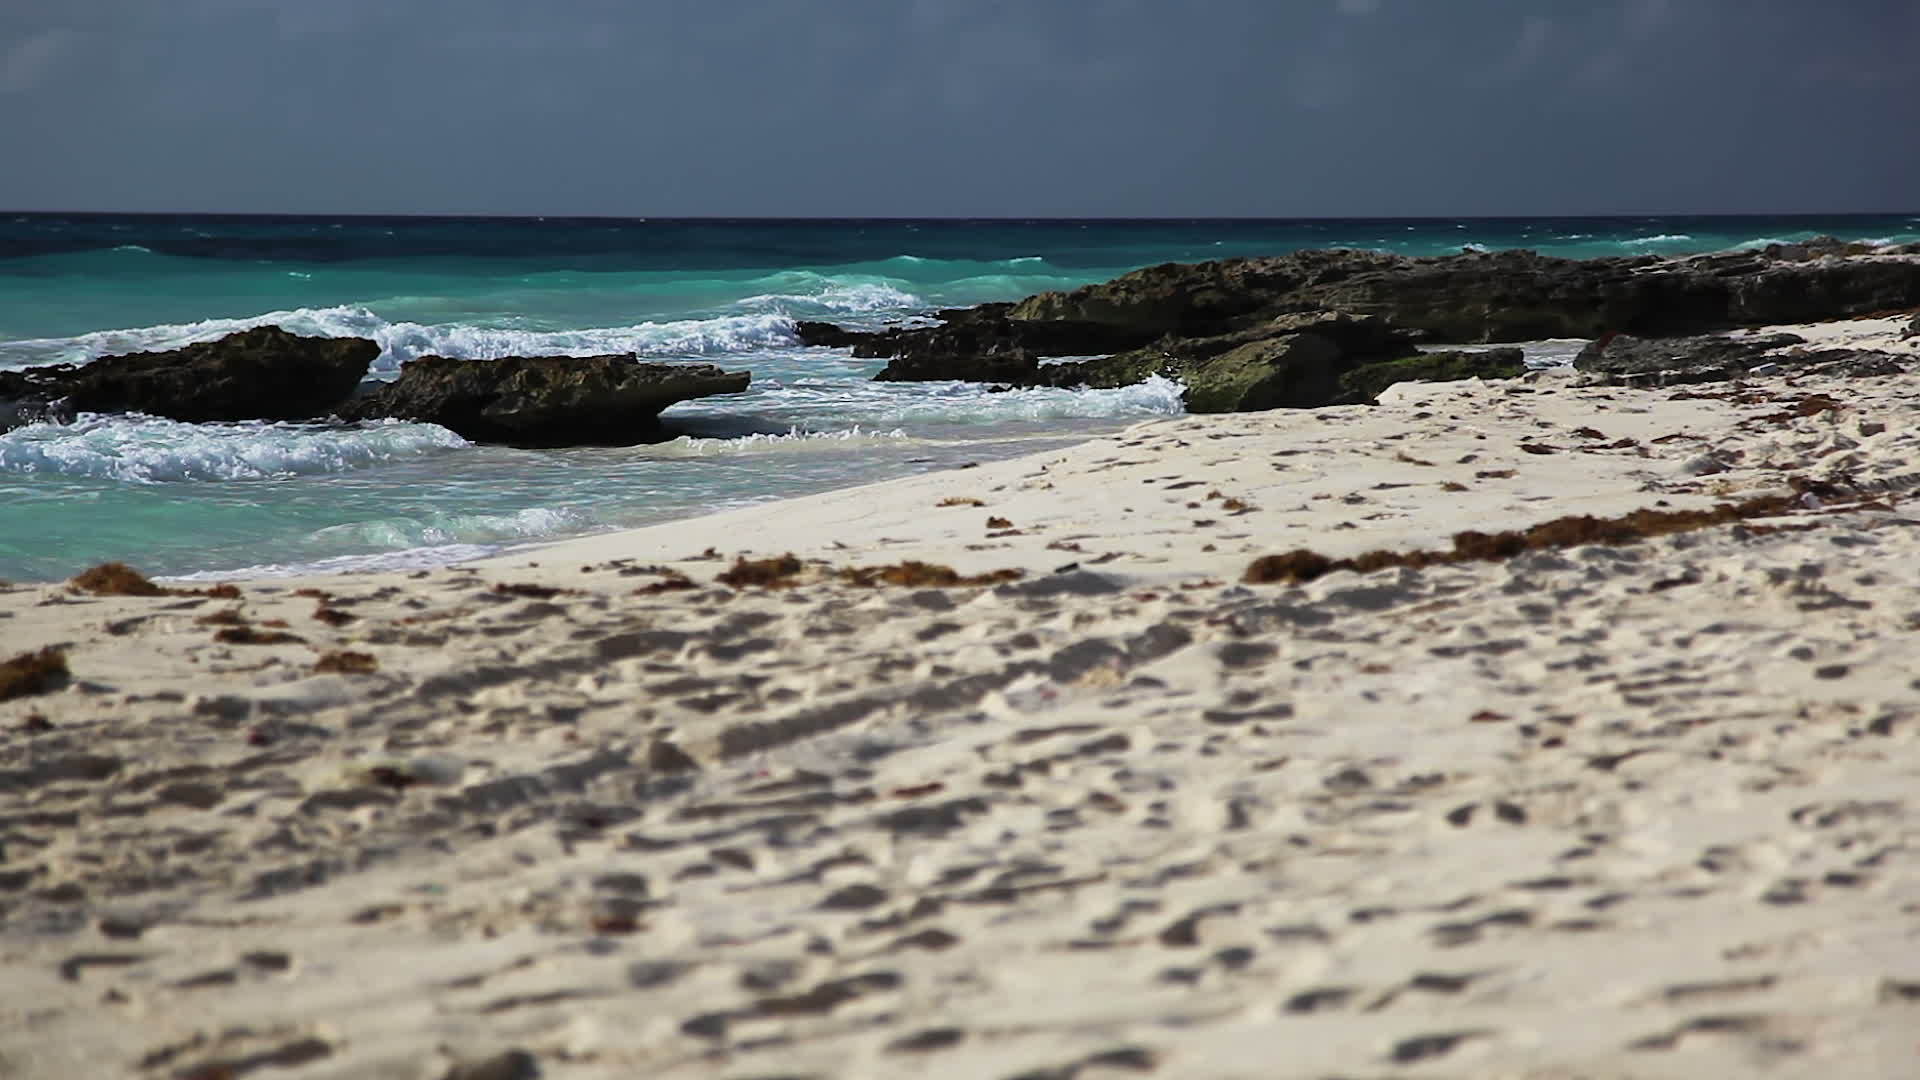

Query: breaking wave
left=0, top=414, right=469, bottom=483
left=0, top=306, right=805, bottom=374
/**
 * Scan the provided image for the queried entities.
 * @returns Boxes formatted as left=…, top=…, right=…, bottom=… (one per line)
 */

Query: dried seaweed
left=68, top=562, right=240, bottom=599
left=213, top=626, right=305, bottom=646
left=717, top=554, right=805, bottom=588
left=1245, top=493, right=1802, bottom=585
left=69, top=562, right=171, bottom=597
left=313, top=650, right=378, bottom=675
left=633, top=573, right=697, bottom=595
left=492, top=582, right=573, bottom=600
left=839, top=561, right=1025, bottom=588
left=0, top=647, right=68, bottom=702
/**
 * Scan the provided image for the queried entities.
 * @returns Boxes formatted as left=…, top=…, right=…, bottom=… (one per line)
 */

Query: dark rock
left=793, top=320, right=872, bottom=348
left=441, top=1049, right=539, bottom=1080
left=1008, top=247, right=1920, bottom=343
left=1762, top=235, right=1876, bottom=261
left=795, top=245, right=1920, bottom=412
left=1574, top=333, right=1907, bottom=386
left=0, top=398, right=74, bottom=430
left=1010, top=258, right=1305, bottom=335
left=1772, top=348, right=1909, bottom=379
left=1338, top=348, right=1527, bottom=403
left=1035, top=313, right=1450, bottom=412
left=864, top=306, right=1155, bottom=383
left=340, top=354, right=750, bottom=446
left=1904, top=310, right=1920, bottom=338
left=0, top=327, right=376, bottom=431
left=1162, top=331, right=1350, bottom=413
left=1574, top=332, right=1806, bottom=380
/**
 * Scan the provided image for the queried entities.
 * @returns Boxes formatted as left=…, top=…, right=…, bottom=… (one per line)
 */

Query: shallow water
left=3, top=214, right=1913, bottom=582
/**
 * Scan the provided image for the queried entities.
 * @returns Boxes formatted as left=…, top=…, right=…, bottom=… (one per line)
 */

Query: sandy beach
left=4, top=317, right=1919, bottom=1079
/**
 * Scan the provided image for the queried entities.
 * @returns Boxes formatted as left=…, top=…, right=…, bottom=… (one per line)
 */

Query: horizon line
left=5, top=210, right=1917, bottom=223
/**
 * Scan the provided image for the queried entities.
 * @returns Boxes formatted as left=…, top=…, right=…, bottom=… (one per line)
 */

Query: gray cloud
left=0, top=0, right=1911, bottom=215
left=0, top=27, right=71, bottom=93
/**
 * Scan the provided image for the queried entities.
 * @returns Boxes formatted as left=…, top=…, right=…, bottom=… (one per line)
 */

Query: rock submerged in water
left=1007, top=246, right=1920, bottom=342
left=799, top=244, right=1920, bottom=412
left=1036, top=311, right=1483, bottom=411
left=843, top=307, right=1526, bottom=412
left=0, top=326, right=376, bottom=431
left=0, top=327, right=755, bottom=446
left=338, top=354, right=751, bottom=447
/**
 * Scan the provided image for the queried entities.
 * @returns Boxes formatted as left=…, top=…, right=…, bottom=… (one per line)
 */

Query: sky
left=1, top=0, right=1914, bottom=217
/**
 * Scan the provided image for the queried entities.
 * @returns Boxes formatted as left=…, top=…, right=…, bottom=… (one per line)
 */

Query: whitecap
left=0, top=305, right=802, bottom=374
left=654, top=426, right=915, bottom=457
left=167, top=543, right=504, bottom=582
left=0, top=414, right=469, bottom=483
left=734, top=280, right=923, bottom=315
left=308, top=506, right=588, bottom=548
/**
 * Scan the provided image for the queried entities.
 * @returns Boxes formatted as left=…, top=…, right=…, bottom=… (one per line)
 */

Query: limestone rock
left=0, top=327, right=376, bottom=431
left=340, top=354, right=750, bottom=446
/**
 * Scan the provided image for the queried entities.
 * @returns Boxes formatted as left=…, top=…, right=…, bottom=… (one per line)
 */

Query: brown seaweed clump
left=633, top=573, right=697, bottom=595
left=839, top=561, right=1025, bottom=588
left=0, top=647, right=69, bottom=702
left=1246, top=493, right=1801, bottom=585
left=213, top=626, right=305, bottom=646
left=69, top=562, right=171, bottom=597
left=492, top=582, right=574, bottom=600
left=313, top=650, right=379, bottom=675
left=716, top=554, right=805, bottom=588
left=67, top=562, right=241, bottom=599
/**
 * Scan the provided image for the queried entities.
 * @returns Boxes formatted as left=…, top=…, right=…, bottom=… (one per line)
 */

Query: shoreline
left=3, top=315, right=1920, bottom=1077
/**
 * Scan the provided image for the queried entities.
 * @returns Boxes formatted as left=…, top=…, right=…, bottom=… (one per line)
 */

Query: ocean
left=2, top=213, right=1915, bottom=583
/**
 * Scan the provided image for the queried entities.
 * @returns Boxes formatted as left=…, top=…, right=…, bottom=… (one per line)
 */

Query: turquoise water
left=2, top=214, right=1915, bottom=582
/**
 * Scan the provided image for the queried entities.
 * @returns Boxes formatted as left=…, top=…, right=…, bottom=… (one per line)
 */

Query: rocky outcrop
left=1572, top=332, right=1807, bottom=382
left=339, top=354, right=751, bottom=446
left=1006, top=247, right=1920, bottom=343
left=1337, top=349, right=1528, bottom=404
left=0, top=327, right=376, bottom=430
left=851, top=307, right=1159, bottom=383
left=1574, top=332, right=1909, bottom=387
left=1026, top=312, right=1519, bottom=412
left=788, top=245, right=1920, bottom=413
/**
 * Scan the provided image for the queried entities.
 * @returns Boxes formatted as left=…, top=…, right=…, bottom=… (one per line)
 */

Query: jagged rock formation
left=1007, top=247, right=1920, bottom=343
left=796, top=245, right=1920, bottom=412
left=0, top=327, right=376, bottom=431
left=338, top=354, right=751, bottom=446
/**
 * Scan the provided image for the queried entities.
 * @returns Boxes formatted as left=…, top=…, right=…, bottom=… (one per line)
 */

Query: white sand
left=2, top=316, right=1918, bottom=1079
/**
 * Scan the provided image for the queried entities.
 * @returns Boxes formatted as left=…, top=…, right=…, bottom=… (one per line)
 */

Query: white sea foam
left=167, top=544, right=506, bottom=582
left=0, top=414, right=468, bottom=483
left=833, top=375, right=1188, bottom=425
left=734, top=280, right=923, bottom=315
left=308, top=506, right=589, bottom=549
left=1626, top=234, right=1695, bottom=244
left=659, top=426, right=915, bottom=456
left=0, top=306, right=802, bottom=373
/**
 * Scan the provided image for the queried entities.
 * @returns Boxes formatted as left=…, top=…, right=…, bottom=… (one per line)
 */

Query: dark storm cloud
left=0, top=0, right=1913, bottom=215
